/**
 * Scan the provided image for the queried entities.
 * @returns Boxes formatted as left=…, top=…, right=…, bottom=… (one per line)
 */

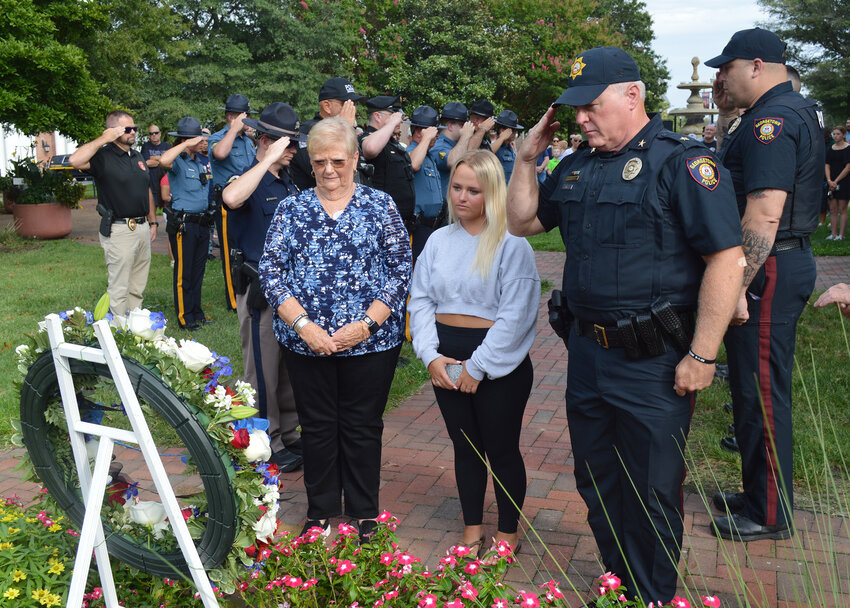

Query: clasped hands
left=428, top=356, right=480, bottom=394
left=300, top=320, right=370, bottom=355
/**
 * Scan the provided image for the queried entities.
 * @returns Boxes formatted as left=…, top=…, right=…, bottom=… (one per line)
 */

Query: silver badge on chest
left=622, top=158, right=642, bottom=181
left=727, top=117, right=741, bottom=135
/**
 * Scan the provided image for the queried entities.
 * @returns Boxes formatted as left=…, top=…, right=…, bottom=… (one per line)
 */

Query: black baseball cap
left=553, top=47, right=642, bottom=107
left=318, top=77, right=366, bottom=102
left=404, top=106, right=444, bottom=128
left=242, top=102, right=306, bottom=142
left=440, top=102, right=468, bottom=122
left=366, top=95, right=402, bottom=112
left=469, top=99, right=495, bottom=118
left=705, top=27, right=787, bottom=68
left=218, top=94, right=257, bottom=114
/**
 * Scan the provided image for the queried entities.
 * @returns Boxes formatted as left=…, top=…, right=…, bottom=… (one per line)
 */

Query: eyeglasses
left=124, top=126, right=139, bottom=133
left=149, top=131, right=160, bottom=135
left=310, top=158, right=348, bottom=170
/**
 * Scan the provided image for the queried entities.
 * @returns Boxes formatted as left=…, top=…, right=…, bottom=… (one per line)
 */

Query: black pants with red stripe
left=724, top=245, right=816, bottom=529
left=168, top=222, right=209, bottom=328
left=566, top=330, right=694, bottom=604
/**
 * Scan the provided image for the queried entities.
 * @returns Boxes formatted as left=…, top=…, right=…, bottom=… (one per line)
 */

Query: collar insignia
left=622, top=158, right=642, bottom=181
left=727, top=117, right=741, bottom=135
left=638, top=139, right=646, bottom=147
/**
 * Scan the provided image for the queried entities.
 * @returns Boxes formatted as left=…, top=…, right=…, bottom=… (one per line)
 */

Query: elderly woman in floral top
left=260, top=116, right=412, bottom=543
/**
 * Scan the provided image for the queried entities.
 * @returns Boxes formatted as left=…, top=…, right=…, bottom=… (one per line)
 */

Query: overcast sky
left=643, top=0, right=770, bottom=108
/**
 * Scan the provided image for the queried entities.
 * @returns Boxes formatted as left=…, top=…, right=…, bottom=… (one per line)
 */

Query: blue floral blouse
left=259, top=184, right=412, bottom=356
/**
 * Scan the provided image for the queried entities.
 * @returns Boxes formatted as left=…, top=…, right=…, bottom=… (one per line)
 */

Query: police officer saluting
left=468, top=99, right=497, bottom=150
left=360, top=95, right=416, bottom=231
left=430, top=102, right=475, bottom=202
left=491, top=110, right=523, bottom=184
left=507, top=47, right=744, bottom=603
left=706, top=28, right=824, bottom=542
left=406, top=106, right=444, bottom=263
left=222, top=103, right=304, bottom=472
left=160, top=118, right=214, bottom=331
left=210, top=94, right=258, bottom=312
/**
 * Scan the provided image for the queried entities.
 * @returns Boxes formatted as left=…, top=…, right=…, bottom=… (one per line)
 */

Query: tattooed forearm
left=748, top=189, right=769, bottom=199
left=741, top=224, right=773, bottom=287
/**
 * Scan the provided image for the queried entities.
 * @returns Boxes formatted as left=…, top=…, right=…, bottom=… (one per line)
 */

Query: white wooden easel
left=43, top=315, right=219, bottom=608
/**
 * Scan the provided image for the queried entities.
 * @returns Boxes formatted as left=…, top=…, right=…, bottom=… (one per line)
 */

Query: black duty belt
left=419, top=215, right=443, bottom=229
left=182, top=212, right=215, bottom=226
left=771, top=236, right=809, bottom=255
left=575, top=311, right=693, bottom=351
left=112, top=216, right=147, bottom=230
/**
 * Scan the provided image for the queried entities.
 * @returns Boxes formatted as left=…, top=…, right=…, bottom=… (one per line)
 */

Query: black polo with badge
left=87, top=143, right=152, bottom=219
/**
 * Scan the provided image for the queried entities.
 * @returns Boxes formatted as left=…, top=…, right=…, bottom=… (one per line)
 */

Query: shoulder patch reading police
left=687, top=156, right=719, bottom=191
left=753, top=117, right=783, bottom=144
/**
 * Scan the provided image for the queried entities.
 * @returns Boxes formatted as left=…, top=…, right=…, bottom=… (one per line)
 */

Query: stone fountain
left=668, top=57, right=718, bottom=136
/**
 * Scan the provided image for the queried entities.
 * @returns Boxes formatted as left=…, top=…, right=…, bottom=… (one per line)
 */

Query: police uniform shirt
left=537, top=114, right=742, bottom=323
left=719, top=80, right=824, bottom=239
left=497, top=144, right=516, bottom=184
left=87, top=143, right=151, bottom=218
left=208, top=126, right=257, bottom=188
left=168, top=153, right=209, bottom=213
left=289, top=114, right=321, bottom=191
left=230, top=159, right=299, bottom=263
left=407, top=141, right=443, bottom=217
left=360, top=125, right=416, bottom=221
left=430, top=132, right=458, bottom=201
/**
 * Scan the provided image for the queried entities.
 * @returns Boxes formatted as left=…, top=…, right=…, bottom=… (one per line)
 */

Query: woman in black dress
left=825, top=126, right=850, bottom=240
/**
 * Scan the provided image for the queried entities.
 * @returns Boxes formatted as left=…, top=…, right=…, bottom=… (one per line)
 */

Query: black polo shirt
left=88, top=143, right=151, bottom=218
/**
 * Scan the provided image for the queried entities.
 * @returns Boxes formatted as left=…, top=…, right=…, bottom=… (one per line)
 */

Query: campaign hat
left=404, top=106, right=444, bottom=128
left=168, top=117, right=207, bottom=138
left=318, top=77, right=366, bottom=102
left=218, top=94, right=257, bottom=114
left=494, top=110, right=524, bottom=130
left=705, top=27, right=787, bottom=68
left=553, top=47, right=641, bottom=107
left=469, top=99, right=495, bottom=118
left=242, top=102, right=306, bottom=142
left=440, top=102, right=469, bottom=122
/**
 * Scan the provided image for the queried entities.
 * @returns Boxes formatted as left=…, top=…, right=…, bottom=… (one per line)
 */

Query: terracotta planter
left=13, top=201, right=72, bottom=239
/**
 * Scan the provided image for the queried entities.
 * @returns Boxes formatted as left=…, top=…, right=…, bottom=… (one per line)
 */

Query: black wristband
left=688, top=348, right=716, bottom=365
left=150, top=221, right=159, bottom=226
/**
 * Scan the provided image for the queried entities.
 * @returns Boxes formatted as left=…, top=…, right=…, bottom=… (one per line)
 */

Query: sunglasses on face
left=310, top=158, right=348, bottom=170
left=149, top=131, right=160, bottom=135
left=124, top=126, right=139, bottom=133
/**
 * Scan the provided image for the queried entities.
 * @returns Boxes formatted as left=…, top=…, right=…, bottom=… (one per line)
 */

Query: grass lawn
left=0, top=233, right=429, bottom=446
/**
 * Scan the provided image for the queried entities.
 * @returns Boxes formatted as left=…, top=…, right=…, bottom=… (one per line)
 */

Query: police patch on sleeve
left=753, top=117, right=783, bottom=144
left=687, top=156, right=719, bottom=191
left=138, top=161, right=147, bottom=171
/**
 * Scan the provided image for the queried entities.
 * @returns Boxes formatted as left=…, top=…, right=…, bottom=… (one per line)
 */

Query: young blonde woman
left=408, top=149, right=539, bottom=561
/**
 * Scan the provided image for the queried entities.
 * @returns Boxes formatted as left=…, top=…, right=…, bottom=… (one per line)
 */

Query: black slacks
left=168, top=221, right=209, bottom=327
left=282, top=344, right=402, bottom=520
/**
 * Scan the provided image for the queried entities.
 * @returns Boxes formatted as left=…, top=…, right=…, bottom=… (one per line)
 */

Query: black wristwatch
left=361, top=314, right=380, bottom=335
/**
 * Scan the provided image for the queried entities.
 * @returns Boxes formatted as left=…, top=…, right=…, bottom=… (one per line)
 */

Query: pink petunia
left=338, top=522, right=358, bottom=536
left=459, top=582, right=478, bottom=599
left=701, top=597, right=721, bottom=608
left=670, top=598, right=692, bottom=608
left=376, top=510, right=393, bottom=522
left=452, top=545, right=471, bottom=557
left=517, top=592, right=540, bottom=608
left=300, top=0, right=308, bottom=7
left=597, top=572, right=621, bottom=594
left=444, top=600, right=464, bottom=608
left=492, top=600, right=509, bottom=608
left=419, top=594, right=437, bottom=608
left=464, top=560, right=482, bottom=575
left=336, top=559, right=357, bottom=575
left=283, top=575, right=302, bottom=588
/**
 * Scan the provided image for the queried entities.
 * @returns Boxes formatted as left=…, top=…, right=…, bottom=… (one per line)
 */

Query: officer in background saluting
left=506, top=47, right=744, bottom=603
left=160, top=118, right=214, bottom=331
left=360, top=95, right=417, bottom=232
left=209, top=94, right=258, bottom=312
left=491, top=110, right=524, bottom=184
left=222, top=103, right=304, bottom=473
left=406, top=106, right=444, bottom=263
left=706, top=28, right=825, bottom=542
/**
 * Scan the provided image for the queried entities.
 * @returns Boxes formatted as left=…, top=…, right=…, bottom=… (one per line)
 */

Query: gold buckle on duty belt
left=128, top=218, right=137, bottom=231
left=593, top=324, right=609, bottom=348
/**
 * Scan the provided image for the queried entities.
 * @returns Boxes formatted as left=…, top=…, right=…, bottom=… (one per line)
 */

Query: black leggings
left=433, top=322, right=533, bottom=533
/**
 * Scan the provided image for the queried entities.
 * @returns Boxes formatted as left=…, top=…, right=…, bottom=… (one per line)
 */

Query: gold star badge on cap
left=570, top=56, right=586, bottom=79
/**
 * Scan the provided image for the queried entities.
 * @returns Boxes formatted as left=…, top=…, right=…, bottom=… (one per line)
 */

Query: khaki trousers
left=236, top=290, right=299, bottom=450
left=99, top=222, right=151, bottom=317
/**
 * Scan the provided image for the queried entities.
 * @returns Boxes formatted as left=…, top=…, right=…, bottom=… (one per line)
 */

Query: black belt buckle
left=593, top=323, right=609, bottom=348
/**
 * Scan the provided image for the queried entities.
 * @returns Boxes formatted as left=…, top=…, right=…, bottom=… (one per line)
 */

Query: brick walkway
left=2, top=204, right=850, bottom=606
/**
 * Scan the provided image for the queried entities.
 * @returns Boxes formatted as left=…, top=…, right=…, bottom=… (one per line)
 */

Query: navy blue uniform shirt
left=537, top=114, right=742, bottom=323
left=229, top=159, right=299, bottom=263
left=719, top=81, right=824, bottom=239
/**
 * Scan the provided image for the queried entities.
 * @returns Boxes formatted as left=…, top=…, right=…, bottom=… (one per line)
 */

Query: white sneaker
left=826, top=235, right=836, bottom=240
left=838, top=236, right=844, bottom=241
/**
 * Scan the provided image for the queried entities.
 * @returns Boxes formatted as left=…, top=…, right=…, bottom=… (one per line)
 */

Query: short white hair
left=611, top=81, right=646, bottom=100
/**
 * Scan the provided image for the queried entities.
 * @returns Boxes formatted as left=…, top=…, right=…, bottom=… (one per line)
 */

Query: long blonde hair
left=447, top=149, right=508, bottom=278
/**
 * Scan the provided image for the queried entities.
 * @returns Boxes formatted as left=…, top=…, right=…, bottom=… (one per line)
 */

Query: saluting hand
left=183, top=136, right=205, bottom=148
left=479, top=117, right=496, bottom=133
left=267, top=136, right=293, bottom=163
left=712, top=76, right=736, bottom=114
left=519, top=106, right=560, bottom=163
left=422, top=126, right=439, bottom=143
left=460, top=121, right=475, bottom=139
left=340, top=100, right=358, bottom=127
left=102, top=126, right=126, bottom=143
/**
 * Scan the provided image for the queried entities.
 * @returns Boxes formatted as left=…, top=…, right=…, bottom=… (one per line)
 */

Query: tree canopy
left=759, top=0, right=850, bottom=123
left=2, top=0, right=671, bottom=140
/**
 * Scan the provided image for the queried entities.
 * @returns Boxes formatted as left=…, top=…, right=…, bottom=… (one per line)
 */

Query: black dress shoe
left=714, top=364, right=729, bottom=380
left=712, top=491, right=745, bottom=514
left=200, top=318, right=214, bottom=325
left=269, top=448, right=303, bottom=472
left=180, top=322, right=201, bottom=331
left=285, top=437, right=303, bottom=456
left=724, top=401, right=733, bottom=413
left=713, top=513, right=792, bottom=541
left=720, top=436, right=739, bottom=452
left=727, top=423, right=735, bottom=435
left=357, top=519, right=378, bottom=545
